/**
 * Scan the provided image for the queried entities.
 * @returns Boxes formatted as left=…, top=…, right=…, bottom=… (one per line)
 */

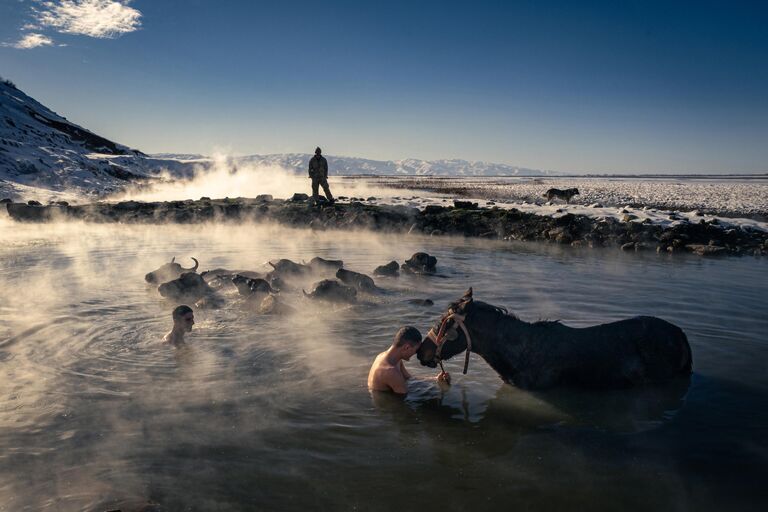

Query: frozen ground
left=340, top=176, right=768, bottom=233
left=362, top=176, right=768, bottom=220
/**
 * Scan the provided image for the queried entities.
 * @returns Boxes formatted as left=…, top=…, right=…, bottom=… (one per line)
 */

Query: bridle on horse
left=426, top=307, right=474, bottom=375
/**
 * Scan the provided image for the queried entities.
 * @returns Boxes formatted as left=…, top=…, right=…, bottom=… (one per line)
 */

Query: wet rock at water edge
left=290, top=193, right=309, bottom=202
left=685, top=244, right=727, bottom=257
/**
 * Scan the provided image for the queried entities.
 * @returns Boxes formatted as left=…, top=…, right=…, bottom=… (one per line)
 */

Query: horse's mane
left=470, top=300, right=516, bottom=319
left=458, top=299, right=561, bottom=327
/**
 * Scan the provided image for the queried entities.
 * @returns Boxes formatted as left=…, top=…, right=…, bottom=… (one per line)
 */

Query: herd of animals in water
left=145, top=250, right=693, bottom=391
left=144, top=252, right=439, bottom=313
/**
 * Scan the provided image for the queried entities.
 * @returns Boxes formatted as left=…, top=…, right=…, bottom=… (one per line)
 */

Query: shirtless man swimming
left=368, top=326, right=450, bottom=394
left=163, top=304, right=195, bottom=346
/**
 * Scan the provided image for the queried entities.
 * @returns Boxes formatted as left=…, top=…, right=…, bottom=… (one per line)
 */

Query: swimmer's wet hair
left=172, top=304, right=194, bottom=320
left=394, top=326, right=422, bottom=347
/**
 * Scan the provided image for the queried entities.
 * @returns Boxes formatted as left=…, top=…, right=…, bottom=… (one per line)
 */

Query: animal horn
left=464, top=287, right=473, bottom=300
left=269, top=262, right=276, bottom=269
left=184, top=257, right=199, bottom=272
left=171, top=256, right=176, bottom=263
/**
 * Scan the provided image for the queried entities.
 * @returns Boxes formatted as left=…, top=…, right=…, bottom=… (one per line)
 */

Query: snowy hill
left=0, top=78, right=145, bottom=199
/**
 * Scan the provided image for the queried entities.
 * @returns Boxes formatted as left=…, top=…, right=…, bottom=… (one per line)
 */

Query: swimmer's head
left=393, top=326, right=422, bottom=361
left=172, top=304, right=195, bottom=332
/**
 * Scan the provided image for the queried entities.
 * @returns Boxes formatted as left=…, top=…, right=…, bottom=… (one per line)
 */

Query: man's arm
left=399, top=360, right=412, bottom=380
left=383, top=367, right=408, bottom=394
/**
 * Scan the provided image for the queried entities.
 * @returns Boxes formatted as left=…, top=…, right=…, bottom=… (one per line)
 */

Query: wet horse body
left=418, top=290, right=692, bottom=390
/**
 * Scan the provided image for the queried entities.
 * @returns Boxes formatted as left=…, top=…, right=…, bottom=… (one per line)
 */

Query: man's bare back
left=368, top=351, right=412, bottom=394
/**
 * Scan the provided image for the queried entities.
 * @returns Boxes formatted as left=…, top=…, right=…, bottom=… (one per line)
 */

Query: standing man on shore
left=308, top=147, right=334, bottom=205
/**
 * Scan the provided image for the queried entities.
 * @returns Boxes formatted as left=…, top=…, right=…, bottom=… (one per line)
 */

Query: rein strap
left=427, top=312, right=473, bottom=375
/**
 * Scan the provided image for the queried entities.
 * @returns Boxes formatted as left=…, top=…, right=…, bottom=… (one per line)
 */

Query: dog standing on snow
left=543, top=187, right=580, bottom=204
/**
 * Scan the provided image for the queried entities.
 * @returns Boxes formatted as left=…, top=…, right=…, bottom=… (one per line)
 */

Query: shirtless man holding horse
left=368, top=326, right=450, bottom=394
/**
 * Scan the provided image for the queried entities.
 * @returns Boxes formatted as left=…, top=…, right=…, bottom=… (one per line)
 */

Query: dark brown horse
left=417, top=289, right=692, bottom=390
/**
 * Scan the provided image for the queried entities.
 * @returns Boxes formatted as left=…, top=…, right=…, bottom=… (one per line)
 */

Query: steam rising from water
left=113, top=154, right=387, bottom=202
left=1, top=218, right=766, bottom=509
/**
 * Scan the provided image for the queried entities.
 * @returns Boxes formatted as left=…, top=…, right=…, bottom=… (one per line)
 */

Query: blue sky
left=1, top=0, right=767, bottom=173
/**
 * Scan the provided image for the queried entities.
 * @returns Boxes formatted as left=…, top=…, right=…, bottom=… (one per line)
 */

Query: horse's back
left=619, top=316, right=692, bottom=381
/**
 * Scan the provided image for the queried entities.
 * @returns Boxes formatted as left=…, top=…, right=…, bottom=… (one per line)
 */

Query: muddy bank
left=4, top=196, right=767, bottom=257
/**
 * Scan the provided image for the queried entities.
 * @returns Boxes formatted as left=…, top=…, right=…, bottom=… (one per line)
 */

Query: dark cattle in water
left=417, top=288, right=692, bottom=390
left=336, top=268, right=377, bottom=292
left=232, top=275, right=276, bottom=296
left=305, top=257, right=344, bottom=271
left=543, top=188, right=580, bottom=204
left=303, top=279, right=357, bottom=303
left=268, top=259, right=311, bottom=276
left=257, top=295, right=296, bottom=315
left=145, top=257, right=199, bottom=284
left=401, top=252, right=437, bottom=274
left=200, top=269, right=263, bottom=291
left=157, top=272, right=213, bottom=303
left=374, top=261, right=400, bottom=277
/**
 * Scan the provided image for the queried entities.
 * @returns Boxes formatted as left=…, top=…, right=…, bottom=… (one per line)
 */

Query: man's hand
left=437, top=371, right=451, bottom=385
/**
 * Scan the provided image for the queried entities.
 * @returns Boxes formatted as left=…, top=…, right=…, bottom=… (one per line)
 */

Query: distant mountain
left=229, top=153, right=549, bottom=177
left=0, top=79, right=549, bottom=201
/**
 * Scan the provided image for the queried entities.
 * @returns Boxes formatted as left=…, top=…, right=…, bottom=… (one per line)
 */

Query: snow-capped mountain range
left=0, top=78, right=547, bottom=201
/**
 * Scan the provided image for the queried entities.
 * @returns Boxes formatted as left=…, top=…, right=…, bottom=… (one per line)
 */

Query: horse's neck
left=469, top=313, right=529, bottom=378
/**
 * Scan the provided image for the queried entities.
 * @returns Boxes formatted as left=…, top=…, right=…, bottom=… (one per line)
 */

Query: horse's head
left=417, top=287, right=475, bottom=371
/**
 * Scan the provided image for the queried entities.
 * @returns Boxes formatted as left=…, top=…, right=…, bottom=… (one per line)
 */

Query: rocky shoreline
left=3, top=195, right=767, bottom=257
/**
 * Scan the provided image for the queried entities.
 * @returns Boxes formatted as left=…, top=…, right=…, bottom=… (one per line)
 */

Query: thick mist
left=113, top=155, right=393, bottom=202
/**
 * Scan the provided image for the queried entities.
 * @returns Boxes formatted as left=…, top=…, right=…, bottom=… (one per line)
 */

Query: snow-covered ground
left=363, top=176, right=768, bottom=219
left=342, top=176, right=768, bottom=233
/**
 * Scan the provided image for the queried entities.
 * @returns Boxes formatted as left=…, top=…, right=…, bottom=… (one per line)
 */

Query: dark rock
left=453, top=200, right=479, bottom=209
left=621, top=242, right=636, bottom=251
left=374, top=261, right=400, bottom=276
left=0, top=198, right=12, bottom=203
left=114, top=200, right=142, bottom=211
left=255, top=194, right=273, bottom=201
left=200, top=196, right=211, bottom=201
left=685, top=244, right=727, bottom=257
left=290, top=193, right=310, bottom=202
left=407, top=298, right=434, bottom=306
left=622, top=214, right=638, bottom=222
left=424, top=205, right=446, bottom=214
left=27, top=200, right=42, bottom=206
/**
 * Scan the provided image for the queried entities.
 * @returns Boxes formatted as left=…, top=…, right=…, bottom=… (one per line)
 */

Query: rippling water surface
left=0, top=220, right=766, bottom=511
